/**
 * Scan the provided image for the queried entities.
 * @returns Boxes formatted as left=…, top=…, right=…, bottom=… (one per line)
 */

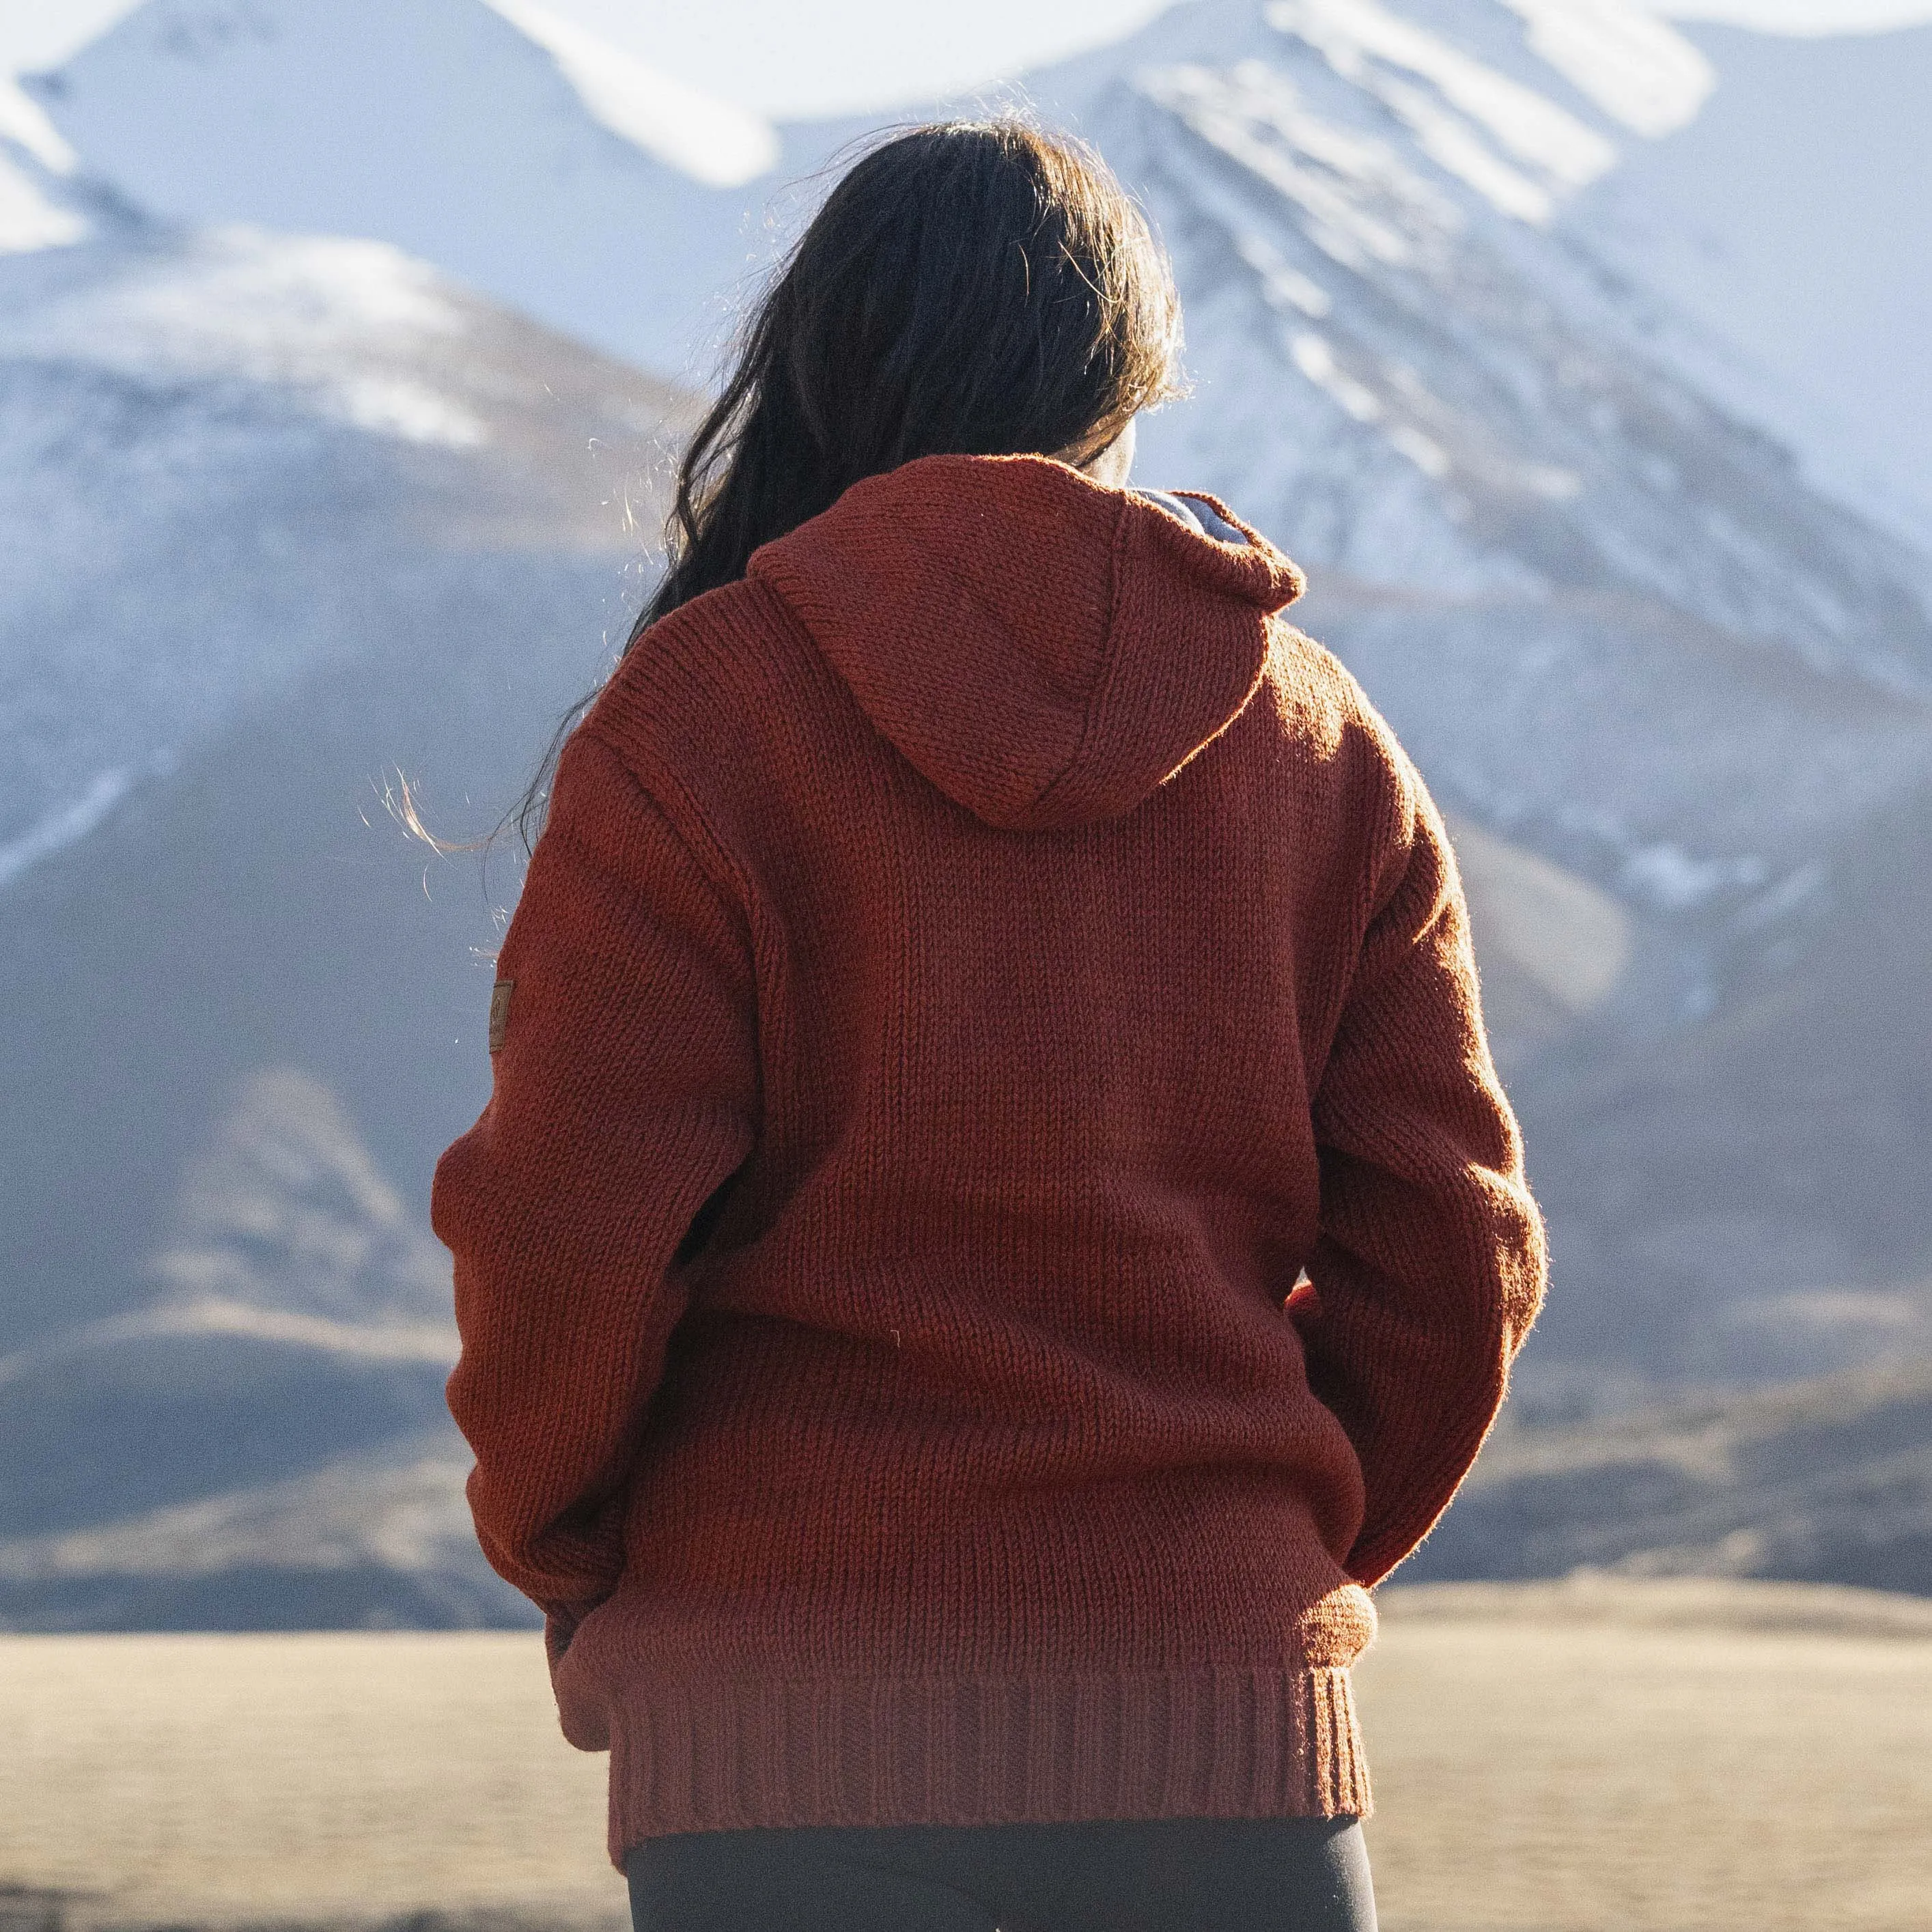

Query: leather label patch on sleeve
left=488, top=979, right=516, bottom=1054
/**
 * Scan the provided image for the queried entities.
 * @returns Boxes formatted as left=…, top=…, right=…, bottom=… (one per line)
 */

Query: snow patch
left=143, top=231, right=473, bottom=344
left=0, top=76, right=78, bottom=175
left=32, top=0, right=776, bottom=373
left=1291, top=328, right=1383, bottom=420
left=1519, top=460, right=1584, bottom=499
left=0, top=152, right=86, bottom=255
left=0, top=768, right=132, bottom=892
left=334, top=374, right=487, bottom=447
left=482, top=0, right=777, bottom=187
left=1621, top=841, right=1769, bottom=910
left=1235, top=231, right=1334, bottom=316
left=1287, top=330, right=1462, bottom=477
left=0, top=81, right=86, bottom=254
left=0, top=229, right=488, bottom=449
left=1267, top=0, right=1618, bottom=221
left=1498, top=0, right=1715, bottom=140
left=1139, top=61, right=1458, bottom=270
left=1388, top=421, right=1452, bottom=478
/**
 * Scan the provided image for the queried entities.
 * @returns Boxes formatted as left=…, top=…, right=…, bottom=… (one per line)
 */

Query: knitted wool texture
left=434, top=454, right=1548, bottom=1864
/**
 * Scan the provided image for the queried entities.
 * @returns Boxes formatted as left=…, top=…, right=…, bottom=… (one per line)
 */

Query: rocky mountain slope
left=0, top=1069, right=524, bottom=1628
left=0, top=129, right=684, bottom=1624
left=1409, top=1354, right=1932, bottom=1594
left=0, top=143, right=689, bottom=1345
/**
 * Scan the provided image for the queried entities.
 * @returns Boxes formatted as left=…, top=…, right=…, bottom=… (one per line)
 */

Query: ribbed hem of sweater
left=604, top=1664, right=1371, bottom=1865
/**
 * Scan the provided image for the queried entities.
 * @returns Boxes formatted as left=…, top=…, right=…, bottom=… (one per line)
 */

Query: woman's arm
left=1291, top=755, right=1548, bottom=1588
left=432, top=726, right=758, bottom=1643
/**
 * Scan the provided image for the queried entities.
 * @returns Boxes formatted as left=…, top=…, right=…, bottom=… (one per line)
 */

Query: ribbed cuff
left=605, top=1664, right=1370, bottom=1866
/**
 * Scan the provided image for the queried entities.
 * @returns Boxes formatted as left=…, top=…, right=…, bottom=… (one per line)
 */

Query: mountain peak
left=43, top=0, right=776, bottom=184
left=481, top=0, right=777, bottom=185
left=152, top=1067, right=453, bottom=1330
left=26, top=0, right=774, bottom=372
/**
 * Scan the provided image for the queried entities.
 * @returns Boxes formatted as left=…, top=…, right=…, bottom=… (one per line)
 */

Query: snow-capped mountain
left=31, top=0, right=1932, bottom=532
left=24, top=0, right=777, bottom=383
left=14, top=0, right=1929, bottom=1377
left=1050, top=2, right=1932, bottom=879
left=28, top=4, right=1932, bottom=947
left=0, top=163, right=690, bottom=1343
left=0, top=103, right=699, bottom=1622
left=3, top=0, right=1930, bottom=1624
left=1003, top=2, right=1932, bottom=1395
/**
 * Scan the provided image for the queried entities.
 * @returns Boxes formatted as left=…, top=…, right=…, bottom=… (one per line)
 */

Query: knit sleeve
left=433, top=725, right=758, bottom=1646
left=1291, top=753, right=1547, bottom=1588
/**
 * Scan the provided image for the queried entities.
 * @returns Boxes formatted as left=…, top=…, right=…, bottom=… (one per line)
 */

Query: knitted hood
left=748, top=454, right=1306, bottom=832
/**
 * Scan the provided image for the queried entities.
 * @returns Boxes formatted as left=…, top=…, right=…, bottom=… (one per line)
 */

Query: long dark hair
left=512, top=117, right=1183, bottom=850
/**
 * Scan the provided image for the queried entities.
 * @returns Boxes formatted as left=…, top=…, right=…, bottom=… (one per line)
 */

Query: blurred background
left=0, top=1, right=1929, bottom=1925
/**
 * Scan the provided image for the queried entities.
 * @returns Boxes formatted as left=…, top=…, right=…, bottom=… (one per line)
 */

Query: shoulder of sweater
left=1262, top=620, right=1441, bottom=933
left=592, top=576, right=804, bottom=751
left=577, top=577, right=811, bottom=886
left=1265, top=623, right=1423, bottom=815
left=552, top=716, right=753, bottom=934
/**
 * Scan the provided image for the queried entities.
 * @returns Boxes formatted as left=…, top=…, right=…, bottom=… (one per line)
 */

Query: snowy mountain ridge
left=20, top=0, right=1730, bottom=353
left=1564, top=18, right=1932, bottom=550
left=1481, top=0, right=1713, bottom=135
left=0, top=215, right=486, bottom=869
left=0, top=155, right=688, bottom=893
left=26, top=0, right=1930, bottom=543
left=22, top=0, right=771, bottom=387
left=1257, top=0, right=1704, bottom=223
left=481, top=0, right=777, bottom=186
left=1035, top=2, right=1932, bottom=957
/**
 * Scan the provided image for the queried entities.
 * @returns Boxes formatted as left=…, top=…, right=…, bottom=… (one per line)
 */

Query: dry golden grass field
left=5, top=1577, right=1930, bottom=1932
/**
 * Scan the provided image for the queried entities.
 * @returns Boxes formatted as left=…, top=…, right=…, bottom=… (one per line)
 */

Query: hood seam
left=1025, top=493, right=1131, bottom=826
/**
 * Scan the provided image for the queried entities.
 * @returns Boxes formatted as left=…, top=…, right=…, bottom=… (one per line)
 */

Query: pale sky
left=3, top=0, right=1930, bottom=113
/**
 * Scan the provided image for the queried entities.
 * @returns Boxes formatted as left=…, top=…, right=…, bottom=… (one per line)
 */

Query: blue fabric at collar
left=1139, top=490, right=1250, bottom=548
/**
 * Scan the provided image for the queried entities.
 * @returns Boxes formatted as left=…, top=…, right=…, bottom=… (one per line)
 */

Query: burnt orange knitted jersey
left=433, top=453, right=1546, bottom=1858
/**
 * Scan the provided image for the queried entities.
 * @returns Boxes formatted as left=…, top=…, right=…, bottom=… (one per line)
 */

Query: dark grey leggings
left=626, top=1815, right=1377, bottom=1931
